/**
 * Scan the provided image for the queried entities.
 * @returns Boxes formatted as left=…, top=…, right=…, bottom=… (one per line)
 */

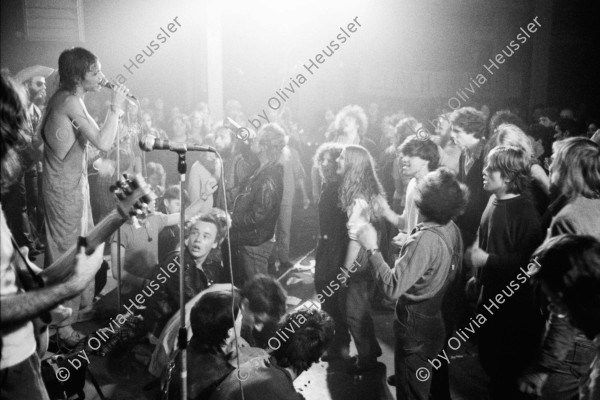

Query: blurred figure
left=210, top=307, right=334, bottom=400
left=519, top=137, right=600, bottom=399
left=167, top=291, right=245, bottom=400
left=228, top=123, right=285, bottom=286
left=530, top=235, right=600, bottom=400
left=449, top=107, right=489, bottom=248
left=152, top=97, right=167, bottom=131
left=312, top=143, right=350, bottom=360
left=268, top=138, right=310, bottom=274
left=539, top=107, right=559, bottom=130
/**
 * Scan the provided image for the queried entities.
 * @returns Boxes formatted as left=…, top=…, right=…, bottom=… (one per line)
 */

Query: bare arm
left=66, top=85, right=128, bottom=152
left=110, top=241, right=145, bottom=286
left=531, top=164, right=550, bottom=196
left=164, top=196, right=214, bottom=226
left=1, top=245, right=104, bottom=327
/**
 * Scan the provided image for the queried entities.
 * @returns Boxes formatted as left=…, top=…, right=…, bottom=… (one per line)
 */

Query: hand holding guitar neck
left=13, top=174, right=155, bottom=357
left=63, top=243, right=105, bottom=294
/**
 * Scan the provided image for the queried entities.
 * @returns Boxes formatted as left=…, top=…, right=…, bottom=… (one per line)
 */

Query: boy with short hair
left=470, top=145, right=545, bottom=399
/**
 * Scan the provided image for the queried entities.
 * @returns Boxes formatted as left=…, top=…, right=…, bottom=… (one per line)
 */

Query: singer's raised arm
left=65, top=84, right=129, bottom=152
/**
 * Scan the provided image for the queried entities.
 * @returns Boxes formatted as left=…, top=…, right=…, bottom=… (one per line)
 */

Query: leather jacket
left=230, top=161, right=284, bottom=247
left=144, top=249, right=209, bottom=336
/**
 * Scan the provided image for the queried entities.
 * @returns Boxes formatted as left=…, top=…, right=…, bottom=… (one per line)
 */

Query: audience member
left=357, top=167, right=467, bottom=400
left=228, top=123, right=285, bottom=286
left=209, top=307, right=334, bottom=400
left=470, top=146, right=545, bottom=399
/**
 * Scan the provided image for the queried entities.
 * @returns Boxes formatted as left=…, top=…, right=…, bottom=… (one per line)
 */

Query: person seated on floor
left=167, top=290, right=246, bottom=400
left=530, top=235, right=600, bottom=400
left=144, top=209, right=228, bottom=338
left=110, top=192, right=210, bottom=305
left=148, top=274, right=287, bottom=378
left=209, top=307, right=334, bottom=400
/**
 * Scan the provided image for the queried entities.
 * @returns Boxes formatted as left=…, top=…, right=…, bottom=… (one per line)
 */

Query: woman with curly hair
left=357, top=167, right=467, bottom=399
left=335, top=144, right=386, bottom=373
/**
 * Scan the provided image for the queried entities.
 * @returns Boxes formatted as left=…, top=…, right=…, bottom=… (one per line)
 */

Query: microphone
left=226, top=117, right=256, bottom=142
left=100, top=78, right=138, bottom=102
left=139, top=134, right=216, bottom=153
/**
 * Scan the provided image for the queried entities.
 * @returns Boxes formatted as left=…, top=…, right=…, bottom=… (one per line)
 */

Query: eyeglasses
left=33, top=81, right=46, bottom=88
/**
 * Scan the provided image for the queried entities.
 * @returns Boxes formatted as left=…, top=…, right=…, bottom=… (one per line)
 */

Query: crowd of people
left=1, top=45, right=600, bottom=400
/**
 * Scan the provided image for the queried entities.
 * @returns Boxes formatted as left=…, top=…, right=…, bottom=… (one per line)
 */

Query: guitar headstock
left=111, top=174, right=157, bottom=222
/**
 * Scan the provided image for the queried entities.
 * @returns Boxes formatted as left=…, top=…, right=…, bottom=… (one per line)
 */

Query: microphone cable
left=215, top=150, right=246, bottom=400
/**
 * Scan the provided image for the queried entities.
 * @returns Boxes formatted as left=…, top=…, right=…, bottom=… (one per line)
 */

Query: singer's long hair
left=58, top=47, right=98, bottom=92
left=338, top=145, right=386, bottom=217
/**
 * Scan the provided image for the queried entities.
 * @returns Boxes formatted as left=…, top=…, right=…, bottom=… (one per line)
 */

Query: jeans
left=340, top=278, right=381, bottom=364
left=394, top=303, right=446, bottom=400
left=540, top=335, right=597, bottom=400
left=232, top=241, right=274, bottom=286
left=316, top=277, right=351, bottom=354
left=0, top=353, right=49, bottom=400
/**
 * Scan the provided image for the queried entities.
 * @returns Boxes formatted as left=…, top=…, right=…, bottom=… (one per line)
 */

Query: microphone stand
left=116, top=119, right=122, bottom=313
left=176, top=151, right=188, bottom=400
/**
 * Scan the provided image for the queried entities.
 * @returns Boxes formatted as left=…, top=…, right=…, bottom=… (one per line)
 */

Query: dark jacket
left=230, top=161, right=284, bottom=247
left=314, top=180, right=349, bottom=286
left=455, top=147, right=490, bottom=247
left=168, top=341, right=234, bottom=400
left=144, top=249, right=209, bottom=337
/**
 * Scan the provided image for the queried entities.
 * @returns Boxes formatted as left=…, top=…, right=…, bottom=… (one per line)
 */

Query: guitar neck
left=40, top=210, right=126, bottom=285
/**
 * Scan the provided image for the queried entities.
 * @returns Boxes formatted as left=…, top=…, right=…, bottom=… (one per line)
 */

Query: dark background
left=1, top=0, right=599, bottom=130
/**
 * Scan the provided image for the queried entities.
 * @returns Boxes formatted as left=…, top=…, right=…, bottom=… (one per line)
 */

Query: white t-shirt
left=0, top=208, right=37, bottom=369
left=347, top=198, right=371, bottom=240
left=401, top=178, right=421, bottom=234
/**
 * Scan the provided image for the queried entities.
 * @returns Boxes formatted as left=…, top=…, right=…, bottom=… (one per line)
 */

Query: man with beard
left=0, top=66, right=53, bottom=256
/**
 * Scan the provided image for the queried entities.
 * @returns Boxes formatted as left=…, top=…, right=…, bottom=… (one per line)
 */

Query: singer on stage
left=39, top=47, right=129, bottom=346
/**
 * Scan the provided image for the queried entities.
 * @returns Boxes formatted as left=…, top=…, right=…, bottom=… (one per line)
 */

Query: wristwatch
left=366, top=248, right=380, bottom=258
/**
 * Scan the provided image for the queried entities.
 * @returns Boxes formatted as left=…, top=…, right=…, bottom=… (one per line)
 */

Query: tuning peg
left=131, top=216, right=140, bottom=229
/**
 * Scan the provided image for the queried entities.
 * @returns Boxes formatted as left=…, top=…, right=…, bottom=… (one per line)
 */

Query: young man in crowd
left=380, top=135, right=441, bottom=247
left=530, top=235, right=600, bottom=400
left=209, top=307, right=334, bottom=400
left=229, top=123, right=285, bottom=286
left=167, top=291, right=245, bottom=400
left=144, top=209, right=228, bottom=338
left=469, top=146, right=545, bottom=399
left=449, top=106, right=489, bottom=248
left=148, top=274, right=287, bottom=378
left=110, top=192, right=208, bottom=302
